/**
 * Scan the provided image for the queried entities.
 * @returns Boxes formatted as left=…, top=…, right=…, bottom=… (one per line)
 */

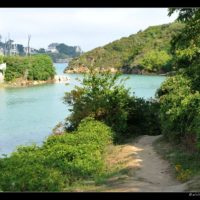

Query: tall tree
left=17, top=44, right=25, bottom=55
left=27, top=34, right=31, bottom=56
left=168, top=8, right=200, bottom=90
left=169, top=8, right=200, bottom=53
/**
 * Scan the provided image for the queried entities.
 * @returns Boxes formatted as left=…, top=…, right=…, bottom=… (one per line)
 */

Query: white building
left=0, top=63, right=6, bottom=83
left=75, top=46, right=82, bottom=54
left=0, top=48, right=4, bottom=55
left=47, top=43, right=59, bottom=53
left=24, top=47, right=37, bottom=55
left=10, top=44, right=19, bottom=55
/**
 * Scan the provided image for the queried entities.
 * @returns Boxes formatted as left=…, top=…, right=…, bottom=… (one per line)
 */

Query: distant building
left=24, top=47, right=38, bottom=55
left=0, top=63, right=6, bottom=71
left=0, top=48, right=4, bottom=55
left=75, top=46, right=83, bottom=54
left=10, top=44, right=19, bottom=55
left=2, top=43, right=24, bottom=56
left=0, top=63, right=6, bottom=83
left=47, top=43, right=59, bottom=53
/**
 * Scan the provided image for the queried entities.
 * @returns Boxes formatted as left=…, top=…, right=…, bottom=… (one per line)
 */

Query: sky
left=0, top=8, right=178, bottom=52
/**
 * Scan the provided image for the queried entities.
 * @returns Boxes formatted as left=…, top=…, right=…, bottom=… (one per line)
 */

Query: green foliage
left=45, top=118, right=113, bottom=153
left=0, top=118, right=113, bottom=191
left=0, top=161, right=65, bottom=191
left=47, top=43, right=82, bottom=62
left=175, top=164, right=192, bottom=182
left=64, top=69, right=161, bottom=142
left=181, top=58, right=200, bottom=91
left=154, top=136, right=200, bottom=183
left=27, top=55, right=55, bottom=80
left=64, top=69, right=132, bottom=141
left=56, top=43, right=81, bottom=57
left=17, top=44, right=25, bottom=56
left=155, top=8, right=200, bottom=151
left=138, top=50, right=172, bottom=72
left=68, top=22, right=184, bottom=73
left=127, top=98, right=161, bottom=136
left=168, top=8, right=200, bottom=23
left=169, top=9, right=200, bottom=84
left=157, top=74, right=200, bottom=150
left=4, top=56, right=28, bottom=81
left=0, top=55, right=3, bottom=64
left=37, top=48, right=46, bottom=54
left=4, top=55, right=55, bottom=82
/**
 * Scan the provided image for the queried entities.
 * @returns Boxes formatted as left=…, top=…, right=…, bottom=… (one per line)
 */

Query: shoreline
left=64, top=67, right=170, bottom=76
left=0, top=76, right=70, bottom=89
left=0, top=72, right=167, bottom=89
left=0, top=79, right=55, bottom=89
left=64, top=70, right=169, bottom=76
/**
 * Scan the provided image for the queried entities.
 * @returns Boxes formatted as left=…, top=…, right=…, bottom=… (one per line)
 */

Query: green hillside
left=66, top=22, right=184, bottom=74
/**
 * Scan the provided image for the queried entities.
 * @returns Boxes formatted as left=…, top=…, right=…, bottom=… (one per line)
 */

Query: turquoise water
left=0, top=63, right=165, bottom=156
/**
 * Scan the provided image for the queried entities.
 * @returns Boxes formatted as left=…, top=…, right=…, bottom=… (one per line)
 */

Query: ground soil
left=101, top=135, right=187, bottom=192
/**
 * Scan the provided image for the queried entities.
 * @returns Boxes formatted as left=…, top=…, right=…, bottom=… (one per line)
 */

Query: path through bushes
left=102, top=135, right=187, bottom=192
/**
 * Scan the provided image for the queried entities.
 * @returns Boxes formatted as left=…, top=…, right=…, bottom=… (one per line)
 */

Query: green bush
left=0, top=118, right=113, bottom=191
left=27, top=55, right=55, bottom=80
left=0, top=161, right=65, bottom=192
left=138, top=50, right=172, bottom=72
left=45, top=117, right=113, bottom=150
left=0, top=55, right=3, bottom=64
left=4, top=55, right=55, bottom=82
left=64, top=69, right=162, bottom=142
left=127, top=97, right=161, bottom=136
left=157, top=74, right=200, bottom=150
left=64, top=70, right=131, bottom=142
left=4, top=56, right=29, bottom=81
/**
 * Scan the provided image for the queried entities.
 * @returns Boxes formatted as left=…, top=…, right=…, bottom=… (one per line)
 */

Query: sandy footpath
left=102, top=135, right=187, bottom=192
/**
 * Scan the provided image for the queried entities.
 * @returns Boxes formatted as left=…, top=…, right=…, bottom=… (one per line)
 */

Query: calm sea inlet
left=0, top=63, right=166, bottom=156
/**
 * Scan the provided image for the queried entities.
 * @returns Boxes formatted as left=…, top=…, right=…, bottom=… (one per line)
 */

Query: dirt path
left=102, top=135, right=187, bottom=192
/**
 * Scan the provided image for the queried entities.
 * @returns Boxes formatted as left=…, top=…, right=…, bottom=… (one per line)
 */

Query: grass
left=64, top=142, right=138, bottom=192
left=153, top=135, right=200, bottom=190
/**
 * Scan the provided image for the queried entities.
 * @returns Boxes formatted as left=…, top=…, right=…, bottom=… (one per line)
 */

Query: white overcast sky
left=0, top=8, right=178, bottom=52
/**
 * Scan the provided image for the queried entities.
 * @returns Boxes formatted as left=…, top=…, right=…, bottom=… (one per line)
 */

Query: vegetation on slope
left=67, top=22, right=184, bottom=74
left=46, top=43, right=83, bottom=63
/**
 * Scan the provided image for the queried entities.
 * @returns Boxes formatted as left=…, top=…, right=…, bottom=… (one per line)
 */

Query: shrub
left=175, top=164, right=192, bottom=182
left=4, top=56, right=29, bottom=81
left=64, top=69, right=132, bottom=142
left=27, top=55, right=55, bottom=80
left=64, top=69, right=162, bottom=142
left=0, top=118, right=113, bottom=191
left=157, top=74, right=200, bottom=150
left=46, top=117, right=113, bottom=150
left=139, top=50, right=172, bottom=72
left=127, top=97, right=161, bottom=136
left=0, top=55, right=3, bottom=64
left=4, top=55, right=55, bottom=82
left=0, top=161, right=65, bottom=192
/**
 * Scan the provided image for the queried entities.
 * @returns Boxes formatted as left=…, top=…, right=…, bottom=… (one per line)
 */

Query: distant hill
left=66, top=22, right=184, bottom=74
left=0, top=39, right=83, bottom=63
left=47, top=43, right=83, bottom=63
